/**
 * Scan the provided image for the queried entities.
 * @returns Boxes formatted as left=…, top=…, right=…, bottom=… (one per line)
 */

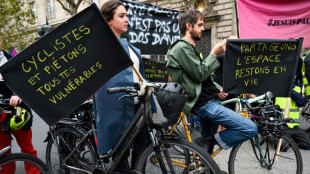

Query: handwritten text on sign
left=142, top=58, right=168, bottom=82
left=223, top=39, right=301, bottom=97
left=0, top=4, right=133, bottom=126
left=122, top=0, right=181, bottom=55
left=22, top=26, right=101, bottom=104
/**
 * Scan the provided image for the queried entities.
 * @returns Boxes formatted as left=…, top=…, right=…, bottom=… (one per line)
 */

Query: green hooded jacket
left=166, top=38, right=220, bottom=115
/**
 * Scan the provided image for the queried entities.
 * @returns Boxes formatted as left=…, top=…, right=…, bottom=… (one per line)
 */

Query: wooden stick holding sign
left=274, top=98, right=291, bottom=161
left=131, top=65, right=144, bottom=82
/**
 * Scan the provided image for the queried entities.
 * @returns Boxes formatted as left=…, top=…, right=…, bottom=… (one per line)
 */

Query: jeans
left=190, top=114, right=201, bottom=128
left=193, top=99, right=258, bottom=149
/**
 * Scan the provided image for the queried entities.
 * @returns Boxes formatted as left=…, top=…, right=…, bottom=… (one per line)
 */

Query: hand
left=218, top=91, right=228, bottom=100
left=210, top=39, right=227, bottom=57
left=10, top=96, right=22, bottom=106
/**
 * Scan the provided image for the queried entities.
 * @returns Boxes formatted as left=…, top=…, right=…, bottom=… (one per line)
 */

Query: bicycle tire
left=0, top=153, right=49, bottom=174
left=135, top=138, right=221, bottom=174
left=228, top=135, right=303, bottom=174
left=46, top=127, right=97, bottom=174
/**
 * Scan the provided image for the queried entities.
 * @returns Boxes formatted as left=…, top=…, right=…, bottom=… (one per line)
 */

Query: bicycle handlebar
left=245, top=92, right=273, bottom=110
left=107, top=87, right=129, bottom=94
left=247, top=91, right=273, bottom=104
left=221, top=98, right=241, bottom=105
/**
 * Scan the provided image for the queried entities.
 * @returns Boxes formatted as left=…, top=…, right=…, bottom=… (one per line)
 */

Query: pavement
left=12, top=112, right=310, bottom=173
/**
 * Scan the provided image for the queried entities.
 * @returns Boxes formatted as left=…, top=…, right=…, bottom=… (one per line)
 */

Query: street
left=12, top=112, right=310, bottom=173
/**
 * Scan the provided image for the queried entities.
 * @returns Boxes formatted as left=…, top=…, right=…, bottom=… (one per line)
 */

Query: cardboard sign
left=142, top=58, right=168, bottom=82
left=223, top=38, right=303, bottom=97
left=121, top=0, right=181, bottom=55
left=0, top=4, right=133, bottom=126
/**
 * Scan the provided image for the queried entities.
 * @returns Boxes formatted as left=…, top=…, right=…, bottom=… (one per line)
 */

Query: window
left=47, top=0, right=55, bottom=20
left=30, top=2, right=37, bottom=23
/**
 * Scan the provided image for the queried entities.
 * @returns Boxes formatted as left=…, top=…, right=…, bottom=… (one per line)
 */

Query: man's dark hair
left=178, top=10, right=204, bottom=37
left=100, top=0, right=124, bottom=22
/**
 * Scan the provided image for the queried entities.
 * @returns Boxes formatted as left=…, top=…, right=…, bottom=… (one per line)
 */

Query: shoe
left=193, top=137, right=215, bottom=155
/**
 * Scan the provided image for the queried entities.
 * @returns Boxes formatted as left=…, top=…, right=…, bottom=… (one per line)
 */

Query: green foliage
left=0, top=0, right=36, bottom=52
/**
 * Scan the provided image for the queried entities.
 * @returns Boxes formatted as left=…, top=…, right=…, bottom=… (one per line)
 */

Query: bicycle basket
left=147, top=82, right=188, bottom=127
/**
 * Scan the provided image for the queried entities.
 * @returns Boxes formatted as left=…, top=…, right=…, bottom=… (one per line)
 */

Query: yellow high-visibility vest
left=302, top=62, right=310, bottom=97
left=275, top=86, right=301, bottom=128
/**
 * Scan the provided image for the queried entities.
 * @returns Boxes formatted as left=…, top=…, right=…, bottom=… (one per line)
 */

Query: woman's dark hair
left=100, top=0, right=124, bottom=21
left=178, top=10, right=204, bottom=37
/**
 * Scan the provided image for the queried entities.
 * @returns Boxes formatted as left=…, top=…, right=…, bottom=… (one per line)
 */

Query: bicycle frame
left=0, top=146, right=11, bottom=156
left=48, top=96, right=175, bottom=174
left=168, top=92, right=290, bottom=164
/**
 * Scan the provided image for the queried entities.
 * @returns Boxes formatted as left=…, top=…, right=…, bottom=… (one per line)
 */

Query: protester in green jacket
left=166, top=10, right=258, bottom=159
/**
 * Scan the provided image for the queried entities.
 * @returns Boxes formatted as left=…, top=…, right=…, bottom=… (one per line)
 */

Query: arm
left=291, top=90, right=307, bottom=107
left=169, top=44, right=220, bottom=83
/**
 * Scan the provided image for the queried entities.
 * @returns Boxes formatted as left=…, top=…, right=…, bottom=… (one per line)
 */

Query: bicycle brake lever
left=119, top=93, right=138, bottom=100
left=119, top=94, right=131, bottom=100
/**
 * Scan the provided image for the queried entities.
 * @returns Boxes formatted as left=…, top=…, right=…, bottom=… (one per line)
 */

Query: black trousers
left=114, top=103, right=150, bottom=173
left=286, top=126, right=310, bottom=148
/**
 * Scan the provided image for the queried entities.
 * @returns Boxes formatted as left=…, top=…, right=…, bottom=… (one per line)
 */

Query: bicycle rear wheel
left=135, top=138, right=221, bottom=174
left=0, top=153, right=49, bottom=174
left=46, top=127, right=97, bottom=174
left=228, top=135, right=303, bottom=174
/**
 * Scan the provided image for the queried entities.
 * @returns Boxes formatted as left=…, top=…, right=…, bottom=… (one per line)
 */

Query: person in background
left=275, top=64, right=310, bottom=150
left=166, top=10, right=258, bottom=161
left=94, top=1, right=148, bottom=173
left=0, top=37, right=40, bottom=173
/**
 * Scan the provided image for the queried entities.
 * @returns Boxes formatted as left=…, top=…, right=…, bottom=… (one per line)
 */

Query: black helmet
left=155, top=82, right=188, bottom=126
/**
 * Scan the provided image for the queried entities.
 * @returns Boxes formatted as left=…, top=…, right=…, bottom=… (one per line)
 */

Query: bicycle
left=45, top=82, right=222, bottom=174
left=0, top=95, right=49, bottom=174
left=169, top=92, right=303, bottom=174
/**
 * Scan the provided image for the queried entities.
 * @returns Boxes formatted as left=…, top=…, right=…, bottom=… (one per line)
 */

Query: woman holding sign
left=94, top=0, right=148, bottom=173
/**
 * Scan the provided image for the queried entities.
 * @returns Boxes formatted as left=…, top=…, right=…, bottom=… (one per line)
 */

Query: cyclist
left=94, top=1, right=149, bottom=173
left=0, top=37, right=39, bottom=173
left=166, top=10, right=258, bottom=159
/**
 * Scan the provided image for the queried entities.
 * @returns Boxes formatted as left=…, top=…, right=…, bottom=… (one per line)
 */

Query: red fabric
left=0, top=128, right=40, bottom=174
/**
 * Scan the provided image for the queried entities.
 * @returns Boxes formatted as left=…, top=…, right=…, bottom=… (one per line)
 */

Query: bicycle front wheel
left=46, top=127, right=97, bottom=174
left=228, top=135, right=303, bottom=174
left=0, top=153, right=49, bottom=174
left=135, top=138, right=221, bottom=174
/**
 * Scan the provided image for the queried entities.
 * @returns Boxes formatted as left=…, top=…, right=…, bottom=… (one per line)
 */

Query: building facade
left=28, top=0, right=107, bottom=33
left=29, top=0, right=237, bottom=55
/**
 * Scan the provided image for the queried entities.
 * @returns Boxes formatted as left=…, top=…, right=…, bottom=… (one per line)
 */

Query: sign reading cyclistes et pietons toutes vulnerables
left=0, top=4, right=133, bottom=126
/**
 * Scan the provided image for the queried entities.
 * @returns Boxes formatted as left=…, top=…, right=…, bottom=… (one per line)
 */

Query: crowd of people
left=0, top=0, right=309, bottom=173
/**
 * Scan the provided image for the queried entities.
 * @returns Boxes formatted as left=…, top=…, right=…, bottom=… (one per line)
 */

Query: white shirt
left=0, top=51, right=8, bottom=81
left=128, top=47, right=140, bottom=104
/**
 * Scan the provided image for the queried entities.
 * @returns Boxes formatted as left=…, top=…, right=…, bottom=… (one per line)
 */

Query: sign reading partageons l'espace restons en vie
left=223, top=38, right=303, bottom=97
left=0, top=4, right=133, bottom=126
left=121, top=0, right=181, bottom=55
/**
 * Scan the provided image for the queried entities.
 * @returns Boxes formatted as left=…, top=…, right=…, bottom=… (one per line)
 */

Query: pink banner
left=237, top=0, right=310, bottom=48
left=10, top=48, right=17, bottom=57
